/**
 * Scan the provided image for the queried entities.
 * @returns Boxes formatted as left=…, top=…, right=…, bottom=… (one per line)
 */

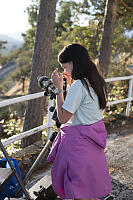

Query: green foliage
left=0, top=140, right=22, bottom=158
left=1, top=48, right=22, bottom=65
left=0, top=111, right=23, bottom=157
left=22, top=28, right=36, bottom=51
left=104, top=81, right=130, bottom=118
left=0, top=40, right=7, bottom=64
left=22, top=0, right=39, bottom=51
left=12, top=0, right=132, bottom=78
left=26, top=0, right=39, bottom=27
left=0, top=112, right=23, bottom=138
left=1, top=0, right=133, bottom=80
left=50, top=19, right=102, bottom=73
left=69, top=0, right=133, bottom=75
left=0, top=79, right=11, bottom=95
left=9, top=49, right=32, bottom=93
left=117, top=0, right=133, bottom=31
left=11, top=51, right=32, bottom=81
left=55, top=1, right=73, bottom=36
left=0, top=112, right=23, bottom=157
left=0, top=107, right=11, bottom=121
left=0, top=102, right=26, bottom=120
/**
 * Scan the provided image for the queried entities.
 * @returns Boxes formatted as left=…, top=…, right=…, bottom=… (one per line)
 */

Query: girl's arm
left=51, top=68, right=73, bottom=124
left=56, top=92, right=72, bottom=124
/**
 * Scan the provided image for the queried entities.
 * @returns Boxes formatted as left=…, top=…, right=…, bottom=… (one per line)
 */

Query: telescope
left=37, top=75, right=67, bottom=99
left=37, top=75, right=67, bottom=128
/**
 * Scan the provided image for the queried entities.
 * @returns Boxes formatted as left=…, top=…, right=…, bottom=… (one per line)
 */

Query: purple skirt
left=47, top=120, right=112, bottom=199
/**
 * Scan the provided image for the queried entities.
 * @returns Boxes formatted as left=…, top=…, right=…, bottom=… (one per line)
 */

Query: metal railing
left=0, top=75, right=133, bottom=147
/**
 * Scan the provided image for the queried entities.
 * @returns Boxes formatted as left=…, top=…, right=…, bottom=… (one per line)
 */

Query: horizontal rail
left=2, top=121, right=55, bottom=146
left=105, top=75, right=133, bottom=82
left=107, top=97, right=133, bottom=106
left=0, top=76, right=133, bottom=109
left=0, top=92, right=44, bottom=108
left=0, top=75, right=133, bottom=146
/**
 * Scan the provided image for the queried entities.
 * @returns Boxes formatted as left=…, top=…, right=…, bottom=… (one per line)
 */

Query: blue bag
left=0, top=157, right=23, bottom=199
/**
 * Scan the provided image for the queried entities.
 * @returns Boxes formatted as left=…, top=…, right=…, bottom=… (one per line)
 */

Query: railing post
left=47, top=97, right=54, bottom=140
left=126, top=78, right=133, bottom=116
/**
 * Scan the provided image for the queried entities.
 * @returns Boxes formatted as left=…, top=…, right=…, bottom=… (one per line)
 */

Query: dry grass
left=6, top=79, right=30, bottom=96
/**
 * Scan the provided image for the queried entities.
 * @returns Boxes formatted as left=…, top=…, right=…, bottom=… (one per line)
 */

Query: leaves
left=0, top=139, right=22, bottom=158
left=0, top=112, right=23, bottom=137
left=104, top=81, right=130, bottom=118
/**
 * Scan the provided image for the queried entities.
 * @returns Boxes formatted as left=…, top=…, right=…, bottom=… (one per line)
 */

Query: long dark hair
left=58, top=43, right=107, bottom=109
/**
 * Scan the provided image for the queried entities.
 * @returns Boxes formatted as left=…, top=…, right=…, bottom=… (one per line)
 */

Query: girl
left=47, top=43, right=112, bottom=200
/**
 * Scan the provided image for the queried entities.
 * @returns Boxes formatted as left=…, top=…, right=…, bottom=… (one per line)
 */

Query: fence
left=0, top=75, right=133, bottom=147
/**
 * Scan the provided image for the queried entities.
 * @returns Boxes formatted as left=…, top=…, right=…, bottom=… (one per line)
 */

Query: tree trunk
left=21, top=0, right=57, bottom=148
left=99, top=0, right=117, bottom=77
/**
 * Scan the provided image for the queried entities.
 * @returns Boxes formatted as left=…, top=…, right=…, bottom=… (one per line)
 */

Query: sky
left=0, top=0, right=132, bottom=40
left=0, top=0, right=83, bottom=41
left=0, top=0, right=32, bottom=36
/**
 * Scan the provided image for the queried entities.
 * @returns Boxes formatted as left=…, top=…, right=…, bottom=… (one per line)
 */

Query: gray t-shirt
left=62, top=79, right=104, bottom=126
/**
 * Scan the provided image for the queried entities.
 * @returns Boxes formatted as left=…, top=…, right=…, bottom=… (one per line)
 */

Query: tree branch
left=119, top=0, right=132, bottom=12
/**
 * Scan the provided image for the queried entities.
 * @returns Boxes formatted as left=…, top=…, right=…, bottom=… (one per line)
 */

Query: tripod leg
left=15, top=139, right=52, bottom=197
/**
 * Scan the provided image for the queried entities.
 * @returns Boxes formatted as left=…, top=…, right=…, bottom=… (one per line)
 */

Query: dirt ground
left=106, top=128, right=133, bottom=200
left=24, top=125, right=133, bottom=200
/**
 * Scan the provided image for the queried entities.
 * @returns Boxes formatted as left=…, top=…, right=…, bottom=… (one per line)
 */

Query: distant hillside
left=0, top=34, right=24, bottom=55
left=7, top=32, right=24, bottom=42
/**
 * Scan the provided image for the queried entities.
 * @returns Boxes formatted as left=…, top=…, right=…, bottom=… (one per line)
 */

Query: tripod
left=14, top=78, right=68, bottom=199
left=13, top=93, right=63, bottom=199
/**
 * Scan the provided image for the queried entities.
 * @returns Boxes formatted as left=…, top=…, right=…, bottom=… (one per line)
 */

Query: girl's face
left=61, top=61, right=73, bottom=77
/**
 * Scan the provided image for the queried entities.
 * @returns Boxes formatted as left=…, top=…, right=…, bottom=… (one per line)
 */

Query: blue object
left=0, top=157, right=23, bottom=199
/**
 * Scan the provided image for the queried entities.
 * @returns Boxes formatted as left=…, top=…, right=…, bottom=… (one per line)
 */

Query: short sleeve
left=62, top=81, right=82, bottom=114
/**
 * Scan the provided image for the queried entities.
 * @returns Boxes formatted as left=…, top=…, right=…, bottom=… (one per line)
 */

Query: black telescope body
left=37, top=76, right=57, bottom=98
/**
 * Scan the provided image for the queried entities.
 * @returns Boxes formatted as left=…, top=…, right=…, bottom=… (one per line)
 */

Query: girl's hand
left=62, top=72, right=73, bottom=86
left=51, top=68, right=63, bottom=89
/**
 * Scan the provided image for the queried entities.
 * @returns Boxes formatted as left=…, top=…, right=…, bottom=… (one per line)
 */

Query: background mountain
left=7, top=32, right=24, bottom=42
left=0, top=33, right=24, bottom=55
